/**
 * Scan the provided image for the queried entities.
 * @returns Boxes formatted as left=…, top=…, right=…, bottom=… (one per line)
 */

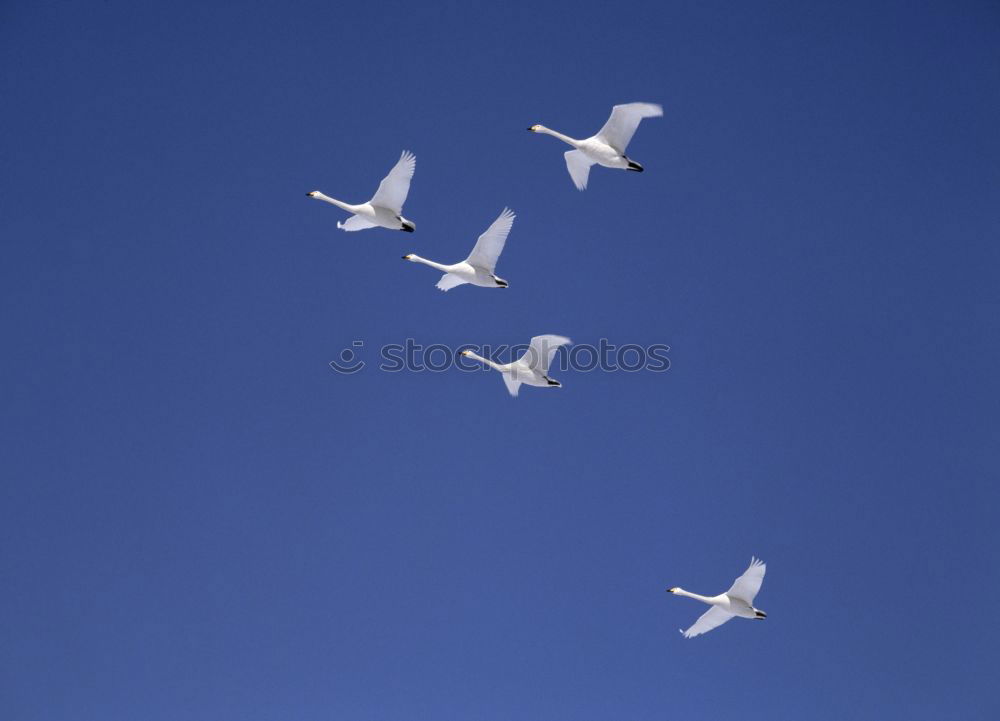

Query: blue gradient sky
left=2, top=1, right=999, bottom=720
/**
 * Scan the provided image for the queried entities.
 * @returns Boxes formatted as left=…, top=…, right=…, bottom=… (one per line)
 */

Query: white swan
left=307, top=150, right=416, bottom=232
left=403, top=208, right=515, bottom=291
left=666, top=557, right=767, bottom=638
left=528, top=103, right=663, bottom=190
left=461, top=335, right=571, bottom=397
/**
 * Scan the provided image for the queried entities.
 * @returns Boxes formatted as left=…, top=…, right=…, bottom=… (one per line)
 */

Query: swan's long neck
left=464, top=351, right=504, bottom=372
left=535, top=125, right=580, bottom=148
left=407, top=255, right=450, bottom=273
left=310, top=191, right=356, bottom=213
left=671, top=588, right=718, bottom=605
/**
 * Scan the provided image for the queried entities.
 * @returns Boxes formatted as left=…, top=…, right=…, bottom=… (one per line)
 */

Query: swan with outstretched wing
left=307, top=150, right=417, bottom=233
left=461, top=335, right=571, bottom=397
left=403, top=208, right=515, bottom=291
left=528, top=103, right=662, bottom=190
left=667, top=557, right=767, bottom=638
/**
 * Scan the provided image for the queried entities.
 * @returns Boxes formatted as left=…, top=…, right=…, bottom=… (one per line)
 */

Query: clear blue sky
left=2, top=1, right=999, bottom=719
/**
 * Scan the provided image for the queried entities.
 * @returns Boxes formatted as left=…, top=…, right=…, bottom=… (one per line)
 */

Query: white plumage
left=667, top=557, right=768, bottom=638
left=461, top=335, right=572, bottom=397
left=307, top=150, right=417, bottom=232
left=528, top=103, right=663, bottom=190
left=403, top=208, right=515, bottom=291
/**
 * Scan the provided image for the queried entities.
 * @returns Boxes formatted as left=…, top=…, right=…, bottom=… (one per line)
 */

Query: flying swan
left=461, top=335, right=571, bottom=397
left=307, top=150, right=417, bottom=232
left=528, top=102, right=663, bottom=190
left=666, top=557, right=767, bottom=638
left=403, top=208, right=515, bottom=291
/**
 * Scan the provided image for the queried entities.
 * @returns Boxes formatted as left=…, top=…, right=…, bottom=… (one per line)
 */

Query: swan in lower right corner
left=307, top=150, right=416, bottom=233
left=403, top=208, right=514, bottom=291
left=527, top=102, right=662, bottom=190
left=461, top=335, right=571, bottom=397
left=666, top=557, right=767, bottom=638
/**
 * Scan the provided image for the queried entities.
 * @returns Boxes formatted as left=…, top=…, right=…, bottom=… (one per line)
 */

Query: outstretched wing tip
left=564, top=149, right=593, bottom=190
left=598, top=103, right=662, bottom=153
left=371, top=150, right=416, bottom=212
left=530, top=333, right=571, bottom=345
left=615, top=101, right=663, bottom=116
left=466, top=208, right=516, bottom=273
left=435, top=273, right=466, bottom=292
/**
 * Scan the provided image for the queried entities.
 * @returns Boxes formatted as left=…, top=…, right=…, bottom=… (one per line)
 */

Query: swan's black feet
left=546, top=378, right=561, bottom=386
left=400, top=225, right=414, bottom=232
left=626, top=161, right=644, bottom=172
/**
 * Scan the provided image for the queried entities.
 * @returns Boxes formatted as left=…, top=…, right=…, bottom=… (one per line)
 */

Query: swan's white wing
left=436, top=273, right=468, bottom=292
left=680, top=606, right=734, bottom=638
left=596, top=102, right=663, bottom=154
left=521, top=335, right=571, bottom=373
left=337, top=215, right=377, bottom=231
left=466, top=208, right=515, bottom=273
left=726, top=557, right=766, bottom=604
left=370, top=150, right=415, bottom=213
left=502, top=373, right=521, bottom=397
left=564, top=150, right=594, bottom=191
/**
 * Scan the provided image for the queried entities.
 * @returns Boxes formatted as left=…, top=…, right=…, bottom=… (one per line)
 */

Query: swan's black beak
left=401, top=255, right=408, bottom=260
